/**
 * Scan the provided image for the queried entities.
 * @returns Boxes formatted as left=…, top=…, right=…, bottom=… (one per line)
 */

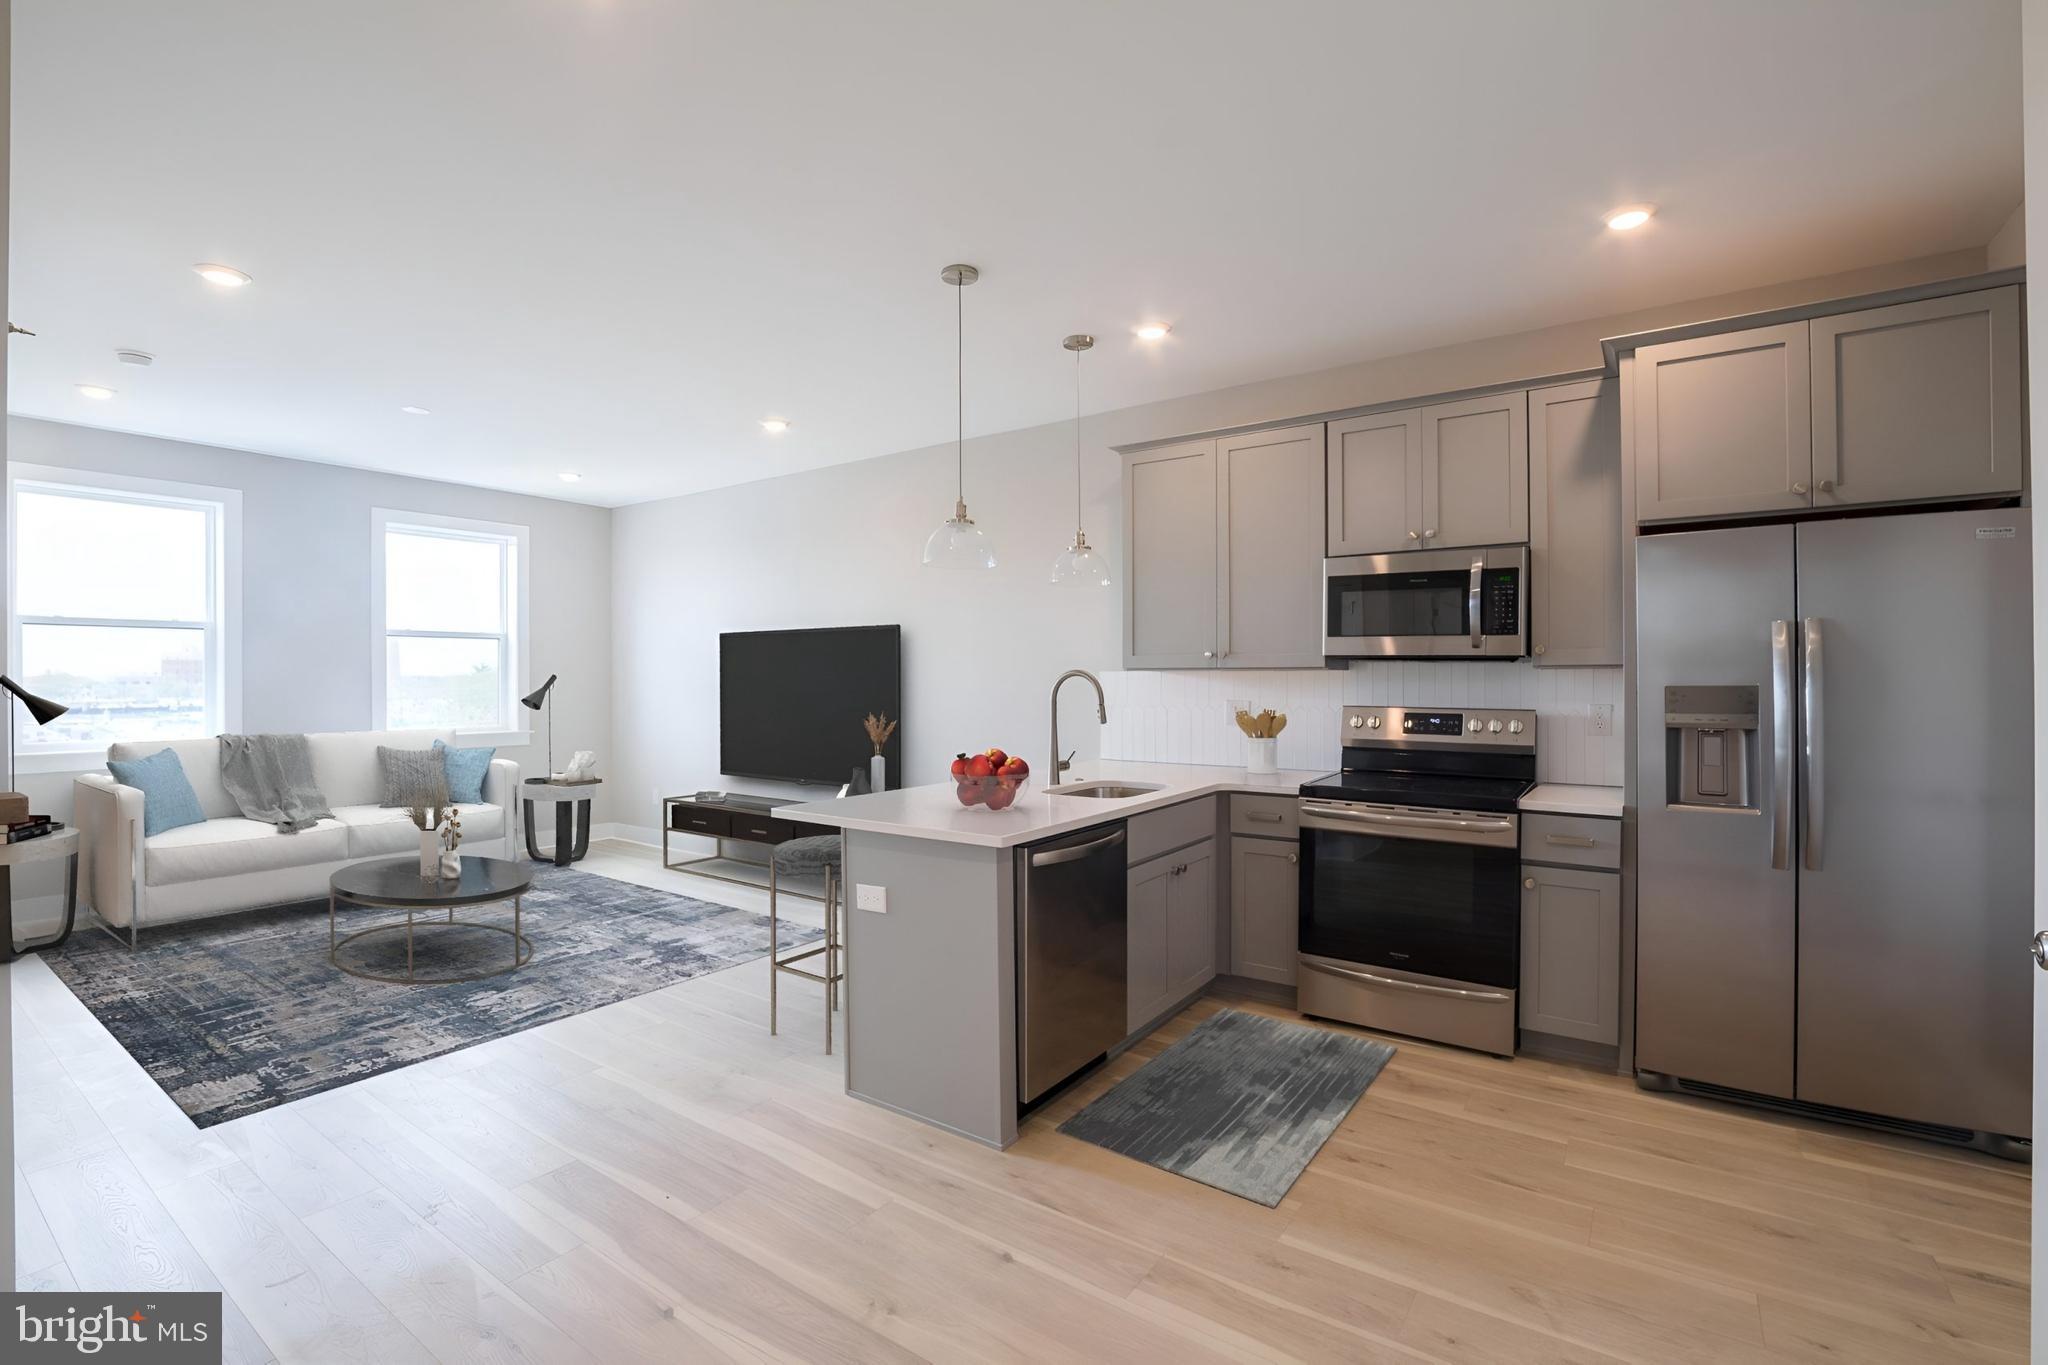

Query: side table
left=2, top=827, right=81, bottom=963
left=521, top=779, right=601, bottom=867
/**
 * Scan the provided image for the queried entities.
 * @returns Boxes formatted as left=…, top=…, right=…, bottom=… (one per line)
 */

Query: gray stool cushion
left=773, top=835, right=841, bottom=874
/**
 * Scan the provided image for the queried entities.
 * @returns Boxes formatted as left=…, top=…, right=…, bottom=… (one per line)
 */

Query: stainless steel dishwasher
left=1017, top=821, right=1128, bottom=1104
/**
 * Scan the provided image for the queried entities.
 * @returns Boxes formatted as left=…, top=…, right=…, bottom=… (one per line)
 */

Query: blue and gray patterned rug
left=1059, top=1008, right=1396, bottom=1206
left=45, top=863, right=819, bottom=1128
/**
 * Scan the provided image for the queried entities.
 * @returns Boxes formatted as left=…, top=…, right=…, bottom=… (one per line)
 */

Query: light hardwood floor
left=11, top=840, right=2031, bottom=1363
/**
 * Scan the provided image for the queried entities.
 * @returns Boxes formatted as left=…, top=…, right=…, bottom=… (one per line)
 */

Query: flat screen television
left=719, top=625, right=902, bottom=786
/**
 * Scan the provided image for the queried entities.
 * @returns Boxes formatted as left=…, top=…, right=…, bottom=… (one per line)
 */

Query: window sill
left=452, top=728, right=532, bottom=750
left=17, top=750, right=109, bottom=778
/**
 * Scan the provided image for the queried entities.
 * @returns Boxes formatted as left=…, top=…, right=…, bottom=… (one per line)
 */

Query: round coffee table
left=329, top=856, right=533, bottom=984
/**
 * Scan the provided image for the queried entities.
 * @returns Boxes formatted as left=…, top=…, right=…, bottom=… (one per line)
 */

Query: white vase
left=439, top=845, right=461, bottom=879
left=420, top=828, right=441, bottom=878
left=1246, top=737, right=1278, bottom=774
left=870, top=752, right=887, bottom=793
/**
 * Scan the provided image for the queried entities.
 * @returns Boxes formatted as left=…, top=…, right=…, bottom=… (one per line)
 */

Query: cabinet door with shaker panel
left=1123, top=438, right=1218, bottom=668
left=1528, top=378, right=1621, bottom=666
left=1217, top=424, right=1326, bottom=668
left=1810, top=286, right=2024, bottom=508
left=1326, top=408, right=1423, bottom=555
left=1230, top=834, right=1298, bottom=985
left=1419, top=391, right=1529, bottom=549
left=1634, top=321, right=1813, bottom=523
left=1520, top=863, right=1620, bottom=1044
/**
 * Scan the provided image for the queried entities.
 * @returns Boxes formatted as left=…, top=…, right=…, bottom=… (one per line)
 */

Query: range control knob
left=1467, top=718, right=1485, bottom=733
left=1402, top=718, right=1414, bottom=731
left=1507, top=719, right=1525, bottom=734
left=1488, top=719, right=1504, bottom=733
left=1348, top=715, right=1364, bottom=729
left=1367, top=715, right=1383, bottom=729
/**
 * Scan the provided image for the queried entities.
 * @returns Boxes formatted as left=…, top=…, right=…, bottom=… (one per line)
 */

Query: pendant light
left=922, top=263, right=996, bottom=570
left=1050, top=333, right=1111, bottom=587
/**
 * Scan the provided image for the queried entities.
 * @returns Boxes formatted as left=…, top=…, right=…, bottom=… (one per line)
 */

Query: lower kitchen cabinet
left=1129, top=839, right=1216, bottom=1032
left=1229, top=834, right=1298, bottom=985
left=1519, top=862, right=1620, bottom=1044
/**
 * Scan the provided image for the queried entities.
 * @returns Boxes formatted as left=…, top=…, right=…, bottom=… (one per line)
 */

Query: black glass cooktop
left=1299, top=769, right=1534, bottom=814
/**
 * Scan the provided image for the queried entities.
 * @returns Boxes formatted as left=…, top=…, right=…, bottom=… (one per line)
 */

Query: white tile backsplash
left=1100, top=661, right=1625, bottom=786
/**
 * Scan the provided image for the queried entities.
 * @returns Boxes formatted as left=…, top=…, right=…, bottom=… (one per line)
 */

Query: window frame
left=369, top=507, right=531, bottom=745
left=6, top=463, right=242, bottom=772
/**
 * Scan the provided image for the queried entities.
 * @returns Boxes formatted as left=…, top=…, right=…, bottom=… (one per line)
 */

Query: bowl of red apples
left=951, top=747, right=1031, bottom=810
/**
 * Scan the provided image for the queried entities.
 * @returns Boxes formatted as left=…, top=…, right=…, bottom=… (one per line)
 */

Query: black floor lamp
left=521, top=674, right=557, bottom=780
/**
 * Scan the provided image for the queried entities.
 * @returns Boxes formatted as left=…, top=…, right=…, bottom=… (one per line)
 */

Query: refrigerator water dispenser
left=1664, top=685, right=1759, bottom=809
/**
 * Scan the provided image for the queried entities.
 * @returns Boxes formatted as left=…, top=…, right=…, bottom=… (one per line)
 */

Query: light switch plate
left=856, top=883, right=887, bottom=913
left=1589, top=703, right=1614, bottom=737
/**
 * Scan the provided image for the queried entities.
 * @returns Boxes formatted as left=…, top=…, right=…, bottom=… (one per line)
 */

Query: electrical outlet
left=1589, top=703, right=1614, bottom=737
left=856, top=883, right=888, bottom=913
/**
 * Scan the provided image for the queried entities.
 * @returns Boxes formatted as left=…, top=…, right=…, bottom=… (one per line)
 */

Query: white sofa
left=73, top=729, right=519, bottom=944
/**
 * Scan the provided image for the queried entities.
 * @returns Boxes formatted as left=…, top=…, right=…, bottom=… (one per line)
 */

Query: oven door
left=1297, top=799, right=1519, bottom=988
left=1322, top=545, right=1527, bottom=658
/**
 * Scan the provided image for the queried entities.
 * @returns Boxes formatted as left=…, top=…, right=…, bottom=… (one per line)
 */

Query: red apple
left=950, top=752, right=970, bottom=778
left=984, top=780, right=1017, bottom=811
left=998, top=755, right=1029, bottom=779
left=955, top=779, right=985, bottom=806
left=983, top=747, right=1008, bottom=770
left=966, top=753, right=995, bottom=779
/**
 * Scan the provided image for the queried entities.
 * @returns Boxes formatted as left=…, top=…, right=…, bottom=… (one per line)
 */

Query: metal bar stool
left=768, top=835, right=843, bottom=1052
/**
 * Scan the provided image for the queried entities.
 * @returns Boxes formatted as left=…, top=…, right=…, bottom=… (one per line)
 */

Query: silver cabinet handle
left=1544, top=834, right=1597, bottom=848
left=1524, top=877, right=1537, bottom=889
left=1300, top=954, right=1511, bottom=1002
left=1247, top=810, right=1283, bottom=823
left=1287, top=852, right=1299, bottom=864
left=1468, top=557, right=1484, bottom=650
left=1770, top=619, right=1793, bottom=871
left=1793, top=481, right=1809, bottom=495
left=2034, top=930, right=2048, bottom=970
left=1533, top=643, right=1546, bottom=656
left=1818, top=478, right=1835, bottom=493
left=1424, top=529, right=1438, bottom=539
left=1202, top=651, right=1215, bottom=659
left=1802, top=617, right=1824, bottom=871
left=1407, top=530, right=1420, bottom=541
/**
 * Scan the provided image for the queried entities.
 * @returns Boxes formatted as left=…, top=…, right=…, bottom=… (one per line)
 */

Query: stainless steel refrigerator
left=1635, top=506, right=2032, bottom=1148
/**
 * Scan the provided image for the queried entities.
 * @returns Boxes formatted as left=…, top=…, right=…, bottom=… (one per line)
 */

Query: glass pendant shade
left=923, top=499, right=997, bottom=570
left=1050, top=531, right=1111, bottom=587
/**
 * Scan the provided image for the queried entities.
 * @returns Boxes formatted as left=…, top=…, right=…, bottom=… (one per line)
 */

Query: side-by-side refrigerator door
left=1794, top=509, right=2032, bottom=1139
left=1636, top=523, right=1797, bottom=1098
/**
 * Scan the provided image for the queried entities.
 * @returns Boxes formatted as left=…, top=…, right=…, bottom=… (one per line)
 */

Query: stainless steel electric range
left=1296, top=704, right=1536, bottom=1057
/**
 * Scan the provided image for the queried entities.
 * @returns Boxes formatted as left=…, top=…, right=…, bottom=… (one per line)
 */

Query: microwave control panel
left=1481, top=569, right=1521, bottom=635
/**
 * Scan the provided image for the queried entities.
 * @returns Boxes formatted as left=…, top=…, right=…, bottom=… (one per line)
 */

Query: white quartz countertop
left=778, top=759, right=1326, bottom=849
left=1519, top=783, right=1624, bottom=818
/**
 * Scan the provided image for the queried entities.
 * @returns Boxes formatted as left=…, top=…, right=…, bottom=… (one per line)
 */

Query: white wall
left=610, top=247, right=1985, bottom=839
left=6, top=417, right=613, bottom=922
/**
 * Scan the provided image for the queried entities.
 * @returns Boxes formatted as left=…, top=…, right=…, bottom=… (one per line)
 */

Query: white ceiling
left=8, top=0, right=2022, bottom=507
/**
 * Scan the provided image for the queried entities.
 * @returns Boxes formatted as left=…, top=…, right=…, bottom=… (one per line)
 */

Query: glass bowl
left=951, top=771, right=1031, bottom=810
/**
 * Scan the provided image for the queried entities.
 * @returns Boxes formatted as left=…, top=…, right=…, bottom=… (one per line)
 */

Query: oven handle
left=1299, top=803, right=1516, bottom=844
left=1469, top=557, right=1484, bottom=649
left=1300, top=954, right=1512, bottom=1003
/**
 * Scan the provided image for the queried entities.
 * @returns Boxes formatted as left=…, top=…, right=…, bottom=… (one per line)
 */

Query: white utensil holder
left=1246, top=737, right=1278, bottom=774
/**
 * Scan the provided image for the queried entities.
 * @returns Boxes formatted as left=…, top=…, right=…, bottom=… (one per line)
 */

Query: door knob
left=1407, top=530, right=1420, bottom=541
left=1424, top=528, right=1437, bottom=539
left=2032, top=930, right=2048, bottom=970
left=1524, top=877, right=1537, bottom=889
left=1793, top=482, right=1809, bottom=495
left=1287, top=852, right=1299, bottom=864
left=1818, top=478, right=1836, bottom=493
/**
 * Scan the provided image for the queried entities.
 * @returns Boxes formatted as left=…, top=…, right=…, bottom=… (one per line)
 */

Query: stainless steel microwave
left=1323, top=545, right=1528, bottom=659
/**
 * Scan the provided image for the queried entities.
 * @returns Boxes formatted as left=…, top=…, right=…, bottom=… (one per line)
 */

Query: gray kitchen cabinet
left=1520, top=862, right=1620, bottom=1045
left=1326, top=408, right=1423, bottom=555
left=1634, top=320, right=1813, bottom=522
left=1229, top=834, right=1298, bottom=985
left=1122, top=438, right=1218, bottom=668
left=1420, top=391, right=1528, bottom=549
left=1216, top=424, right=1327, bottom=667
left=1128, top=839, right=1217, bottom=1033
left=1810, top=286, right=2024, bottom=508
left=1528, top=378, right=1621, bottom=667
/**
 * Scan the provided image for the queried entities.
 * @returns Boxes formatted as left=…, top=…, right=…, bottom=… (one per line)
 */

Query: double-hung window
left=370, top=509, right=529, bottom=738
left=7, top=465, right=240, bottom=764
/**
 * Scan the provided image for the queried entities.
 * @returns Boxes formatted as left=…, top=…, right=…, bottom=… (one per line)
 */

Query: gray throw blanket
left=219, top=734, right=334, bottom=833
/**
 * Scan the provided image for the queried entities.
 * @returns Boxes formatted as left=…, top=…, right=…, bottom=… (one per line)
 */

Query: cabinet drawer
left=1522, top=813, right=1620, bottom=870
left=1230, top=794, right=1299, bottom=839
left=729, top=813, right=791, bottom=843
left=1128, top=798, right=1216, bottom=865
left=669, top=805, right=730, bottom=837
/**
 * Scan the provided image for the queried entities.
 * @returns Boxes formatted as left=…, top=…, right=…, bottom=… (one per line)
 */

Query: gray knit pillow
left=378, top=745, right=449, bottom=808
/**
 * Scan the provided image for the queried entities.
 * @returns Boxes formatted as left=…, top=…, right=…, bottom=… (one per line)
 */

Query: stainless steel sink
left=1047, top=782, right=1163, bottom=799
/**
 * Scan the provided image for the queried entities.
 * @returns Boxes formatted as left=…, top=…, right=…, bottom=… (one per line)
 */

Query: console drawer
left=670, top=805, right=731, bottom=837
left=729, top=813, right=790, bottom=843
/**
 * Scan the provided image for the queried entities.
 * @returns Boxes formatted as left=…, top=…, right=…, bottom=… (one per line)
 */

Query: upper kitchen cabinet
left=1528, top=378, right=1621, bottom=667
left=1216, top=424, right=1327, bottom=668
left=1123, top=438, right=1219, bottom=668
left=1123, top=423, right=1323, bottom=669
left=1634, top=320, right=1813, bottom=523
left=1420, top=391, right=1529, bottom=548
left=1810, top=286, right=2023, bottom=508
left=1326, top=408, right=1422, bottom=555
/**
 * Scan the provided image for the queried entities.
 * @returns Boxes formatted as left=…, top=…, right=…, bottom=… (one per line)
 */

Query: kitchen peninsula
left=780, top=760, right=1321, bottom=1147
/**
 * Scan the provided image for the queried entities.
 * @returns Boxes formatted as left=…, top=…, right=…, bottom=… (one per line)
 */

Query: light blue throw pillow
left=106, top=748, right=208, bottom=838
left=434, top=740, right=496, bottom=805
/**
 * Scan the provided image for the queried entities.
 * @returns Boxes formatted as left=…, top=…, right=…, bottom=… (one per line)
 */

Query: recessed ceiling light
left=399, top=405, right=431, bottom=416
left=759, top=417, right=790, bottom=434
left=558, top=472, right=582, bottom=483
left=76, top=384, right=116, bottom=400
left=1605, top=206, right=1654, bottom=232
left=1134, top=323, right=1171, bottom=341
left=192, top=263, right=252, bottom=288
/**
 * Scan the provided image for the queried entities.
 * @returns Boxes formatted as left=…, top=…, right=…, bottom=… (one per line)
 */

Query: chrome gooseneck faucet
left=1050, top=669, right=1107, bottom=778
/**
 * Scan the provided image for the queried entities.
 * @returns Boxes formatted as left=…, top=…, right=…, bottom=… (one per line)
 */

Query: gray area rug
left=45, top=862, right=819, bottom=1128
left=1058, top=1008, right=1396, bottom=1207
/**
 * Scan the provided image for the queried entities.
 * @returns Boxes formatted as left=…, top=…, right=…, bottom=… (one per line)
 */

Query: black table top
left=330, top=855, right=532, bottom=906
